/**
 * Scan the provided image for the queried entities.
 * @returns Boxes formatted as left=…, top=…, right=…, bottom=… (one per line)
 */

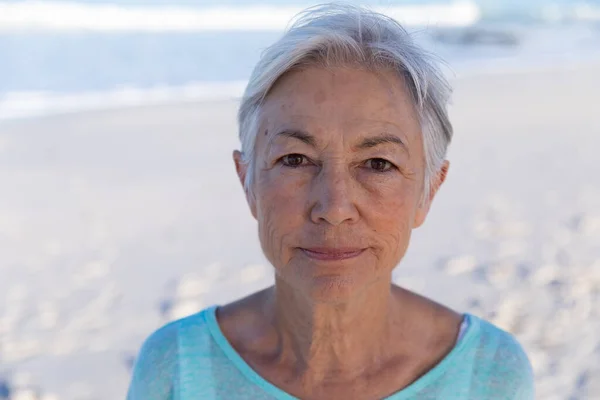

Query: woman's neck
left=217, top=280, right=462, bottom=398
left=265, top=278, right=407, bottom=386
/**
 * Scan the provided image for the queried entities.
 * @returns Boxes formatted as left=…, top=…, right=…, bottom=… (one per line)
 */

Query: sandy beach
left=0, top=63, right=599, bottom=399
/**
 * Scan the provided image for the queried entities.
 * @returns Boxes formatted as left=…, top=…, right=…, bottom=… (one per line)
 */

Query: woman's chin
left=292, top=270, right=376, bottom=304
left=273, top=251, right=386, bottom=303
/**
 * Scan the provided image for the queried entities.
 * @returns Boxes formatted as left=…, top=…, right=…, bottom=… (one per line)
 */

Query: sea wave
left=0, top=82, right=247, bottom=120
left=0, top=1, right=482, bottom=31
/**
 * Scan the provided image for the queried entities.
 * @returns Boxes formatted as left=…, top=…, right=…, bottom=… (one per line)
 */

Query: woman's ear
left=414, top=160, right=450, bottom=228
left=233, top=150, right=257, bottom=219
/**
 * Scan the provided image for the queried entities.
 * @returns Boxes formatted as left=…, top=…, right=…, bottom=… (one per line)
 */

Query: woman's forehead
left=266, top=66, right=414, bottom=107
left=258, top=67, right=421, bottom=145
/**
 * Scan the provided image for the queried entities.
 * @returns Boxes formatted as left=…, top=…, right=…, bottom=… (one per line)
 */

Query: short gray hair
left=237, top=2, right=453, bottom=202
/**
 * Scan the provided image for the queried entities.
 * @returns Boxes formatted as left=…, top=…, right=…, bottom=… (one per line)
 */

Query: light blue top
left=127, top=306, right=535, bottom=399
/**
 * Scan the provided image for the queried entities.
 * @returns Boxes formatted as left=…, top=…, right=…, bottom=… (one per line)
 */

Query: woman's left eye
left=280, top=154, right=308, bottom=167
left=365, top=158, right=395, bottom=172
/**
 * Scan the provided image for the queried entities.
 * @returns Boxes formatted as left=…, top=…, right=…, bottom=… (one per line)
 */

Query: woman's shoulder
left=126, top=307, right=216, bottom=400
left=466, top=314, right=535, bottom=398
left=137, top=306, right=215, bottom=358
left=469, top=314, right=532, bottom=364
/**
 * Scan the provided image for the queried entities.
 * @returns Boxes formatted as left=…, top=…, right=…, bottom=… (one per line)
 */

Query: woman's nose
left=309, top=166, right=359, bottom=226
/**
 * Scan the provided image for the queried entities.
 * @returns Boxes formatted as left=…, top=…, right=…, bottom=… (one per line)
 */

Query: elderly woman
left=127, top=4, right=534, bottom=400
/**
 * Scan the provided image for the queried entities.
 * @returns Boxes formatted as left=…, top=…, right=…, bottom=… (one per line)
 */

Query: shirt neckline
left=203, top=305, right=480, bottom=400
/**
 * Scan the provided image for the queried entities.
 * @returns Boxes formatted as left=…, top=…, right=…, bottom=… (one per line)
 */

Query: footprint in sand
left=464, top=296, right=485, bottom=317
left=532, top=264, right=562, bottom=286
left=441, top=255, right=478, bottom=276
left=238, top=264, right=267, bottom=284
left=570, top=213, right=600, bottom=237
left=122, top=352, right=136, bottom=372
left=484, top=260, right=519, bottom=287
left=0, top=378, right=10, bottom=400
left=576, top=367, right=600, bottom=399
left=160, top=271, right=215, bottom=320
left=166, top=299, right=204, bottom=321
left=472, top=195, right=532, bottom=240
left=8, top=387, right=44, bottom=400
left=527, top=348, right=551, bottom=377
left=175, top=274, right=210, bottom=299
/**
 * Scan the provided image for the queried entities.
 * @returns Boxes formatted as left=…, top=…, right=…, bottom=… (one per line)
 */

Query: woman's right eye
left=280, top=154, right=307, bottom=167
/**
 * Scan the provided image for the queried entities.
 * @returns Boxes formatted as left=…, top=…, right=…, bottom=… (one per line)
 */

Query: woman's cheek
left=256, top=171, right=309, bottom=265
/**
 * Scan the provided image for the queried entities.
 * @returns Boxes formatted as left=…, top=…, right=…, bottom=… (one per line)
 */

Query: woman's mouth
left=300, top=247, right=366, bottom=261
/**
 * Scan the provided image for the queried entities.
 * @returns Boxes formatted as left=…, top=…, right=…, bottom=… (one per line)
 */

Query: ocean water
left=1, top=0, right=599, bottom=119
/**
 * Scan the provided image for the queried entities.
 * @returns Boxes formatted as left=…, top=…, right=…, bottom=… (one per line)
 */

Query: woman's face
left=235, top=66, right=447, bottom=302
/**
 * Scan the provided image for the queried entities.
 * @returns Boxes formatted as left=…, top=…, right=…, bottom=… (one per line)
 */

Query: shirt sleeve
left=513, top=350, right=535, bottom=400
left=497, top=332, right=536, bottom=400
left=126, top=322, right=179, bottom=400
left=473, top=319, right=537, bottom=400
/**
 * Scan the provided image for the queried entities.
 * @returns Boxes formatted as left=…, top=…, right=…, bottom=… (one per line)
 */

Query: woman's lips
left=300, top=248, right=366, bottom=261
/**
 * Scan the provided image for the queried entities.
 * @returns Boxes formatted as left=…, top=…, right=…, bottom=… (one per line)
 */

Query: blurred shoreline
left=2, top=59, right=600, bottom=122
left=2, top=1, right=600, bottom=121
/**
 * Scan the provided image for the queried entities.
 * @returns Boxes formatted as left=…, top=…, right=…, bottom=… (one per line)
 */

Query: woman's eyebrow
left=356, top=133, right=409, bottom=153
left=272, top=129, right=318, bottom=148
left=271, top=130, right=408, bottom=154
